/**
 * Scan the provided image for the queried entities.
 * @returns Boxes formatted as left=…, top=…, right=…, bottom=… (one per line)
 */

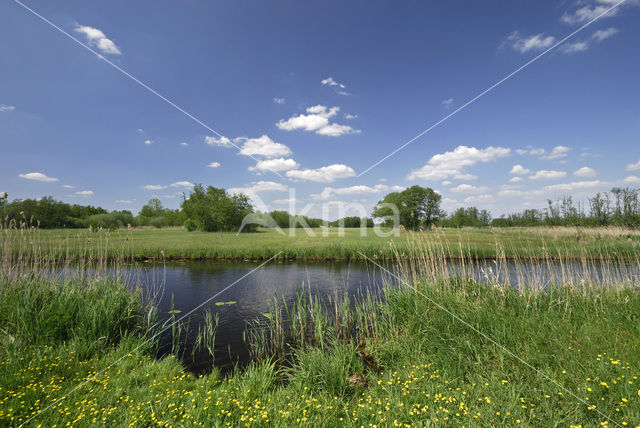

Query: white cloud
left=623, top=176, right=640, bottom=184
left=143, top=184, right=167, bottom=190
left=75, top=190, right=94, bottom=196
left=229, top=181, right=288, bottom=196
left=63, top=185, right=74, bottom=189
left=144, top=139, right=153, bottom=145
left=337, top=91, right=350, bottom=97
left=180, top=142, right=188, bottom=146
left=237, top=135, right=292, bottom=158
left=562, top=41, right=589, bottom=53
left=277, top=105, right=359, bottom=137
left=510, top=164, right=531, bottom=175
left=509, top=177, right=523, bottom=183
left=116, top=199, right=134, bottom=203
left=321, top=77, right=346, bottom=89
left=626, top=160, right=640, bottom=171
left=561, top=5, right=618, bottom=25
left=207, top=162, right=221, bottom=168
left=170, top=181, right=195, bottom=189
left=540, top=145, right=570, bottom=160
left=0, top=104, right=15, bottom=112
left=345, top=114, right=357, bottom=119
left=407, top=145, right=511, bottom=181
left=19, top=172, right=59, bottom=182
left=542, top=180, right=605, bottom=192
left=498, top=189, right=525, bottom=198
left=273, top=97, right=285, bottom=104
left=249, top=158, right=299, bottom=172
left=507, top=31, right=555, bottom=53
left=592, top=27, right=618, bottom=41
left=442, top=180, right=452, bottom=186
left=205, top=135, right=232, bottom=147
left=286, top=164, right=356, bottom=183
left=74, top=25, right=121, bottom=55
left=573, top=166, right=597, bottom=178
left=441, top=98, right=454, bottom=107
left=312, top=184, right=404, bottom=200
left=162, top=195, right=176, bottom=199
left=449, top=184, right=489, bottom=194
left=464, top=194, right=493, bottom=203
left=529, top=170, right=567, bottom=180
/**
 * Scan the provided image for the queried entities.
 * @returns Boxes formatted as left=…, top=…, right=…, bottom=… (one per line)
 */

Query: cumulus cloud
left=321, top=77, right=346, bottom=89
left=236, top=135, right=292, bottom=158
left=0, top=104, right=15, bottom=112
left=207, top=162, right=221, bottom=168
left=561, top=4, right=619, bottom=25
left=561, top=27, right=619, bottom=54
left=286, top=164, right=356, bottom=183
left=506, top=31, right=555, bottom=53
left=180, top=142, right=189, bottom=146
left=249, top=158, right=299, bottom=172
left=573, top=166, right=597, bottom=178
left=170, top=181, right=195, bottom=189
left=312, top=184, right=404, bottom=200
left=74, top=25, right=121, bottom=55
left=345, top=114, right=357, bottom=119
left=441, top=98, right=454, bottom=108
left=529, top=170, right=567, bottom=180
left=407, top=145, right=511, bottom=181
left=624, top=176, right=640, bottom=184
left=449, top=184, right=489, bottom=194
left=143, top=184, right=167, bottom=190
left=19, top=172, right=58, bottom=182
left=464, top=194, right=493, bottom=203
left=116, top=199, right=134, bottom=203
left=228, top=181, right=288, bottom=197
left=63, top=185, right=75, bottom=189
left=540, top=145, right=570, bottom=160
left=542, top=180, right=605, bottom=192
left=509, top=177, right=523, bottom=183
left=75, top=190, right=94, bottom=196
left=273, top=97, right=285, bottom=104
left=205, top=135, right=232, bottom=147
left=144, top=139, right=153, bottom=145
left=277, top=105, right=359, bottom=137
left=510, top=164, right=531, bottom=175
left=626, top=160, right=640, bottom=171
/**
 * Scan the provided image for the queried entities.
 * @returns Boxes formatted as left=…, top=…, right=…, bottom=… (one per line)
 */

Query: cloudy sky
left=1, top=0, right=639, bottom=219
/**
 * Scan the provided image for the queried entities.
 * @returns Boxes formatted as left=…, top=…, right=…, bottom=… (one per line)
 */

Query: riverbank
left=4, top=225, right=640, bottom=262
left=1, top=268, right=639, bottom=426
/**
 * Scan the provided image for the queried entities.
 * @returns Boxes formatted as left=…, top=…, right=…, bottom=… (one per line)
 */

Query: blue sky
left=1, top=0, right=639, bottom=219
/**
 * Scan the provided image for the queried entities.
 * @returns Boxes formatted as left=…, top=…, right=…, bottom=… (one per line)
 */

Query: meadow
left=1, top=225, right=640, bottom=426
left=5, top=225, right=640, bottom=262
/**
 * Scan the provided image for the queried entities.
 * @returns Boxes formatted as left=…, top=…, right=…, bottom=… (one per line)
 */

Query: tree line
left=2, top=185, right=639, bottom=231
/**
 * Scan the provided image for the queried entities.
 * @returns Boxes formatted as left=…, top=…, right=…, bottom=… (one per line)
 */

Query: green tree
left=372, top=185, right=442, bottom=229
left=181, top=184, right=254, bottom=232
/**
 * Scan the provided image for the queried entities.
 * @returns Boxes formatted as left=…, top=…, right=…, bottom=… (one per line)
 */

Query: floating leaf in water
left=215, top=302, right=225, bottom=306
left=225, top=301, right=237, bottom=305
left=167, top=309, right=182, bottom=314
left=262, top=312, right=272, bottom=319
left=215, top=301, right=237, bottom=306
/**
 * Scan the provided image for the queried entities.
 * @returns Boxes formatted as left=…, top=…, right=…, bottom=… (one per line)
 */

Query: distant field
left=6, top=226, right=640, bottom=261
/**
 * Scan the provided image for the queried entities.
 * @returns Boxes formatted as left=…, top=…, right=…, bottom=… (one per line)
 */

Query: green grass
left=1, top=271, right=640, bottom=426
left=5, top=225, right=640, bottom=262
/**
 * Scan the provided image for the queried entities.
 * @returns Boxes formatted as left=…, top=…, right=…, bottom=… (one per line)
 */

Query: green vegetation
left=1, top=229, right=639, bottom=427
left=5, top=224, right=640, bottom=262
left=181, top=185, right=254, bottom=232
left=373, top=185, right=443, bottom=229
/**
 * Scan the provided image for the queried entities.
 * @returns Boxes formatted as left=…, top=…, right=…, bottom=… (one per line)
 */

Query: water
left=149, top=260, right=389, bottom=374
left=109, top=258, right=639, bottom=374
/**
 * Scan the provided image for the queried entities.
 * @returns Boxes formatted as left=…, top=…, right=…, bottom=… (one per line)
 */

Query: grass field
left=4, top=225, right=640, bottom=262
left=1, top=227, right=640, bottom=426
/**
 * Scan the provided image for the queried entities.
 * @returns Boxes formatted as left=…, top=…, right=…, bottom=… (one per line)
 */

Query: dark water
left=148, top=261, right=390, bottom=374
left=115, top=258, right=639, bottom=374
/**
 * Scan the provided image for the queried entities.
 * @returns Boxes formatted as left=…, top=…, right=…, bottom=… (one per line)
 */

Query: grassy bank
left=1, top=265, right=640, bottom=426
left=4, top=225, right=640, bottom=262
